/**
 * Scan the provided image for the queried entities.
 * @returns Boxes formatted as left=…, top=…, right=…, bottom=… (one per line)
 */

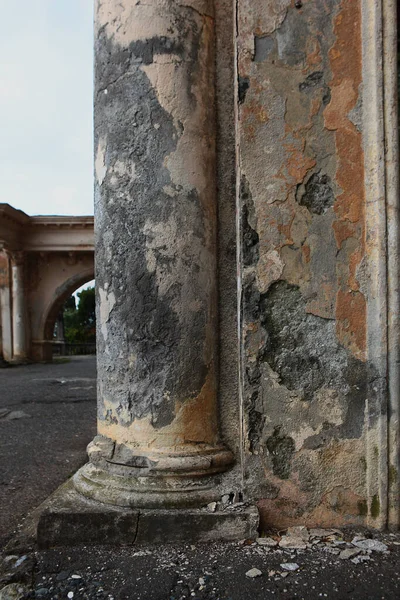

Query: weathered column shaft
left=11, top=253, right=26, bottom=360
left=74, top=0, right=232, bottom=507
left=0, top=251, right=12, bottom=362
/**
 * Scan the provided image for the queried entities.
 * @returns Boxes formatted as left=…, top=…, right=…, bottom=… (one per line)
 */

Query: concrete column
left=74, top=0, right=233, bottom=508
left=0, top=249, right=12, bottom=363
left=11, top=252, right=27, bottom=361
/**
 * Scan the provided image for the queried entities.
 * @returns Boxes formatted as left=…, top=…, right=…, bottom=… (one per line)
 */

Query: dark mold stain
left=260, top=281, right=371, bottom=440
left=266, top=427, right=295, bottom=479
left=248, top=391, right=266, bottom=453
left=297, top=171, right=335, bottom=215
left=238, top=76, right=250, bottom=104
left=322, top=87, right=332, bottom=105
left=299, top=71, right=324, bottom=92
left=128, top=37, right=185, bottom=66
left=241, top=176, right=259, bottom=267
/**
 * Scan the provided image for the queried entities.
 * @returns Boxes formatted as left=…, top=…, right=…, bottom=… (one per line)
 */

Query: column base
left=34, top=479, right=259, bottom=549
left=73, top=436, right=234, bottom=509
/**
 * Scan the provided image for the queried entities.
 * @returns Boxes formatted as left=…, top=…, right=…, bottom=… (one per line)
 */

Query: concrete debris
left=279, top=536, right=307, bottom=549
left=309, top=528, right=337, bottom=538
left=339, top=548, right=361, bottom=560
left=351, top=538, right=389, bottom=553
left=207, top=502, right=217, bottom=513
left=280, top=563, right=300, bottom=571
left=351, top=555, right=371, bottom=564
left=286, top=526, right=309, bottom=541
left=322, top=546, right=340, bottom=555
left=256, top=537, right=278, bottom=547
left=245, top=568, right=262, bottom=578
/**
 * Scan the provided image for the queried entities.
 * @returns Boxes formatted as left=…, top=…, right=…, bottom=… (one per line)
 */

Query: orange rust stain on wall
left=174, top=369, right=219, bottom=446
left=336, top=290, right=366, bottom=360
left=305, top=39, right=322, bottom=68
left=325, top=0, right=366, bottom=358
left=286, top=148, right=316, bottom=183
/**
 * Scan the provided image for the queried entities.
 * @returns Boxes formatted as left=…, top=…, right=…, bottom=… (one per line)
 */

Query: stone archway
left=42, top=271, right=95, bottom=342
left=0, top=203, right=94, bottom=362
left=28, top=254, right=95, bottom=362
left=35, top=266, right=95, bottom=362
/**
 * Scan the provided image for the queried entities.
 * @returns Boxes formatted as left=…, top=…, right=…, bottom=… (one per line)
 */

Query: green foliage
left=63, top=286, right=95, bottom=343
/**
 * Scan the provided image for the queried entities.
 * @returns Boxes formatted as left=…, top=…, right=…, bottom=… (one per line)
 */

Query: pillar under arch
left=74, top=0, right=233, bottom=508
left=0, top=249, right=12, bottom=364
left=11, top=251, right=27, bottom=362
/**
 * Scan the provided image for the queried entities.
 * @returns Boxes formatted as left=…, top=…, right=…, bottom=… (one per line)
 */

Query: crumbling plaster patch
left=237, top=0, right=370, bottom=524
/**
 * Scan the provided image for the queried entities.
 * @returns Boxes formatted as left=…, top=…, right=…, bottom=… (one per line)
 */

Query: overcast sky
left=0, top=0, right=93, bottom=216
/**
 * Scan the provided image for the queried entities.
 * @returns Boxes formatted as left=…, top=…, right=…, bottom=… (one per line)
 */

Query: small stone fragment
left=207, top=502, right=217, bottom=512
left=13, top=556, right=27, bottom=568
left=323, top=546, right=340, bottom=555
left=339, top=548, right=361, bottom=560
left=279, top=536, right=307, bottom=549
left=351, top=538, right=388, bottom=552
left=246, top=568, right=262, bottom=578
left=221, top=494, right=231, bottom=505
left=71, top=575, right=81, bottom=579
left=280, top=572, right=289, bottom=578
left=309, top=528, right=335, bottom=538
left=351, top=555, right=371, bottom=565
left=286, top=526, right=309, bottom=541
left=256, top=537, right=278, bottom=547
left=280, top=563, right=300, bottom=571
left=67, top=593, right=74, bottom=599
left=3, top=411, right=30, bottom=421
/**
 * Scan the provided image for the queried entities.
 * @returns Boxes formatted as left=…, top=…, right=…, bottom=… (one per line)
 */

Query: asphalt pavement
left=0, top=356, right=97, bottom=547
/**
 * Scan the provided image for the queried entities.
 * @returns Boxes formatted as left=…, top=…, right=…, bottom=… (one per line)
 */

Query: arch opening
left=41, top=270, right=95, bottom=360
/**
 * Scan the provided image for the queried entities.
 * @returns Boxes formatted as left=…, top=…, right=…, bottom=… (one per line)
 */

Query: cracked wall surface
left=235, top=0, right=390, bottom=528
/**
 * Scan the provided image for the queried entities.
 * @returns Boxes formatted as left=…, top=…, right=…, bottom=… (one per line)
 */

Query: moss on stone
left=388, top=465, right=398, bottom=486
left=370, top=494, right=380, bottom=518
left=357, top=499, right=368, bottom=516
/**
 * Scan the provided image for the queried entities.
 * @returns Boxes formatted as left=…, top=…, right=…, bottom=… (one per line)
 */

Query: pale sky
left=0, top=0, right=94, bottom=217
